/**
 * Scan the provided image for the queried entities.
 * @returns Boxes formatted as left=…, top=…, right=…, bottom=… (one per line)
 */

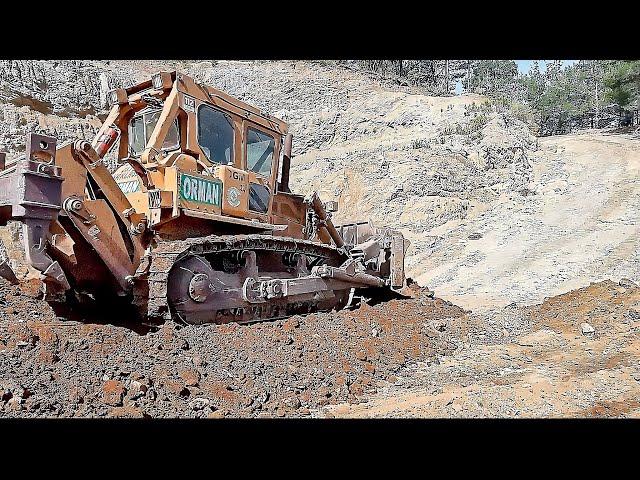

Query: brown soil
left=0, top=278, right=465, bottom=418
left=2, top=277, right=639, bottom=418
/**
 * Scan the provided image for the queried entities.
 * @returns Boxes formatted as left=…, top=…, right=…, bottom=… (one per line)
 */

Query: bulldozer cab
left=103, top=71, right=292, bottom=229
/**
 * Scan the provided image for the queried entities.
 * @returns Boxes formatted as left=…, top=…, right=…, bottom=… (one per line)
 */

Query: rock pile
left=0, top=279, right=466, bottom=418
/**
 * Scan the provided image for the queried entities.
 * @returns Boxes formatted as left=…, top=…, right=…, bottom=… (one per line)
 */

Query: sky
left=515, top=60, right=577, bottom=74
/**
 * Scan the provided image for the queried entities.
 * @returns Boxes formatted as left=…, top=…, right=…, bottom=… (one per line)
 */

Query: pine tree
left=604, top=60, right=640, bottom=125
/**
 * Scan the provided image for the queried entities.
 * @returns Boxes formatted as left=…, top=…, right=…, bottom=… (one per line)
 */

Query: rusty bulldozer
left=0, top=72, right=409, bottom=325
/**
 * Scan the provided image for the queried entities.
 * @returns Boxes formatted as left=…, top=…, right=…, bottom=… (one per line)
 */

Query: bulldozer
left=0, top=71, right=409, bottom=325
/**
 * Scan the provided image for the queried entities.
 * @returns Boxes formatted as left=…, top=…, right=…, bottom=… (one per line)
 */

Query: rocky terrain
left=2, top=272, right=639, bottom=418
left=0, top=60, right=638, bottom=418
left=327, top=279, right=640, bottom=418
left=0, top=279, right=465, bottom=418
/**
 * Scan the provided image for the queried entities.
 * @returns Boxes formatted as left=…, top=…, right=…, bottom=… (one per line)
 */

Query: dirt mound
left=0, top=279, right=466, bottom=418
left=328, top=279, right=640, bottom=418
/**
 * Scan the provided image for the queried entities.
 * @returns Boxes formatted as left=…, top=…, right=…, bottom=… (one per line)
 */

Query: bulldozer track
left=134, top=234, right=348, bottom=324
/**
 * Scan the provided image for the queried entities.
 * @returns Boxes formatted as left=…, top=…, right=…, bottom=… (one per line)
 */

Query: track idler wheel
left=167, top=256, right=218, bottom=325
left=188, top=273, right=212, bottom=303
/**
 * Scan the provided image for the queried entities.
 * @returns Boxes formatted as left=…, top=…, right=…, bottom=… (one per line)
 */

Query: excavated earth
left=0, top=278, right=468, bottom=418
left=326, top=278, right=640, bottom=418
left=2, top=276, right=640, bottom=418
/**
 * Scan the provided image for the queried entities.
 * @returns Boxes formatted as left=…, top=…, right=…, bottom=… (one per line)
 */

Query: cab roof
left=123, top=71, right=289, bottom=135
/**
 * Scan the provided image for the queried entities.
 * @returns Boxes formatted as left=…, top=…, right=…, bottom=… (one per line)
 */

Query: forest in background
left=336, top=60, right=640, bottom=136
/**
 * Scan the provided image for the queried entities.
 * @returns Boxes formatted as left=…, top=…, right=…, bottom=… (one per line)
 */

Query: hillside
left=416, top=132, right=640, bottom=311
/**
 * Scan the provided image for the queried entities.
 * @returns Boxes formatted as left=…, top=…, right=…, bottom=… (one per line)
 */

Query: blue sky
left=515, top=60, right=577, bottom=74
left=454, top=60, right=578, bottom=93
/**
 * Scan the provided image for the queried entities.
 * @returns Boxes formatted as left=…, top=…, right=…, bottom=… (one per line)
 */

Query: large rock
left=102, top=380, right=126, bottom=406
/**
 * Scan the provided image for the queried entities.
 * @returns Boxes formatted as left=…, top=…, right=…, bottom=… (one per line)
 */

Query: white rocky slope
left=288, top=90, right=537, bottom=281
left=417, top=131, right=640, bottom=311
left=0, top=59, right=536, bottom=245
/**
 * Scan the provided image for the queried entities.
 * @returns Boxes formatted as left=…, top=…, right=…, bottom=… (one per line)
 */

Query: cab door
left=242, top=124, right=279, bottom=222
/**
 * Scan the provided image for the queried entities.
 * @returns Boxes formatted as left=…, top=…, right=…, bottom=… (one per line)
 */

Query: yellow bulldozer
left=0, top=71, right=409, bottom=325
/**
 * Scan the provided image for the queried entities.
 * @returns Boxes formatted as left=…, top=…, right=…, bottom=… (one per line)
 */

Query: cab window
left=246, top=127, right=274, bottom=177
left=249, top=183, right=270, bottom=214
left=128, top=109, right=179, bottom=157
left=197, top=104, right=235, bottom=165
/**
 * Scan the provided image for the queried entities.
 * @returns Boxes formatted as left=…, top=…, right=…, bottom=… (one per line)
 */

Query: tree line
left=336, top=60, right=640, bottom=136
